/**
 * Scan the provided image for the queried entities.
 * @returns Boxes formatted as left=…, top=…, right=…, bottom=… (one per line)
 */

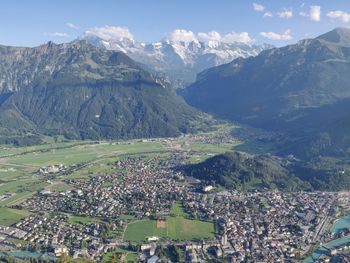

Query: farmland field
left=0, top=208, right=31, bottom=226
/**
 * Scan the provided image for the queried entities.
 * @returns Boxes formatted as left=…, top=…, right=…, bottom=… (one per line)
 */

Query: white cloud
left=260, top=29, right=292, bottom=41
left=197, top=31, right=221, bottom=42
left=222, top=32, right=253, bottom=43
left=82, top=26, right=253, bottom=45
left=167, top=29, right=254, bottom=44
left=66, top=22, right=80, bottom=30
left=83, top=26, right=134, bottom=41
left=253, top=3, right=265, bottom=12
left=327, top=10, right=350, bottom=23
left=310, top=6, right=321, bottom=21
left=300, top=5, right=321, bottom=22
left=277, top=9, right=293, bottom=19
left=166, top=29, right=198, bottom=43
left=263, top=12, right=273, bottom=17
left=46, top=32, right=69, bottom=37
left=197, top=30, right=253, bottom=44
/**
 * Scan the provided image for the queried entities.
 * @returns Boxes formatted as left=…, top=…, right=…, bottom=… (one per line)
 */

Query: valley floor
left=0, top=124, right=349, bottom=262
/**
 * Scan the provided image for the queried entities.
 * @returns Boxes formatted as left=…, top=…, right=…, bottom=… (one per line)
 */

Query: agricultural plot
left=0, top=208, right=31, bottom=226
left=5, top=141, right=165, bottom=169
left=45, top=182, right=73, bottom=192
left=0, top=179, right=47, bottom=206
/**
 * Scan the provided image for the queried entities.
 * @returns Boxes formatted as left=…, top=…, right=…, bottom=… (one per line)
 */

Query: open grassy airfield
left=0, top=140, right=169, bottom=211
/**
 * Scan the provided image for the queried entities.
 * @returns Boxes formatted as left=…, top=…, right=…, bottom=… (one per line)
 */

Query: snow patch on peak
left=80, top=26, right=273, bottom=84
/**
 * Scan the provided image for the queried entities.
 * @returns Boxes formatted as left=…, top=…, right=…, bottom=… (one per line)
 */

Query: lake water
left=304, top=215, right=350, bottom=263
left=331, top=216, right=350, bottom=235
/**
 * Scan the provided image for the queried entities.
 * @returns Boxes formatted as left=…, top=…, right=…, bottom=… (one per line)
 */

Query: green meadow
left=123, top=203, right=215, bottom=242
left=0, top=207, right=31, bottom=226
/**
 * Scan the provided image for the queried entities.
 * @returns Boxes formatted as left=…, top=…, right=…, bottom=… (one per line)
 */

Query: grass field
left=0, top=166, right=28, bottom=181
left=124, top=203, right=215, bottom=242
left=0, top=208, right=31, bottom=226
left=119, top=214, right=135, bottom=221
left=260, top=196, right=271, bottom=208
left=124, top=220, right=167, bottom=241
left=45, top=182, right=73, bottom=192
left=0, top=179, right=47, bottom=206
left=167, top=216, right=214, bottom=240
left=103, top=248, right=138, bottom=263
left=5, top=237, right=31, bottom=246
left=170, top=202, right=188, bottom=217
left=185, top=142, right=238, bottom=164
left=124, top=217, right=214, bottom=242
left=68, top=216, right=102, bottom=225
left=0, top=141, right=78, bottom=158
left=2, top=140, right=166, bottom=171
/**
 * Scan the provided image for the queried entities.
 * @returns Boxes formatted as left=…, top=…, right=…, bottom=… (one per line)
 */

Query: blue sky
left=1, top=0, right=350, bottom=47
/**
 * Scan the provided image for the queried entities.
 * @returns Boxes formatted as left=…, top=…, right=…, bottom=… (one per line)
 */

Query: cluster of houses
left=0, top=193, right=14, bottom=202
left=38, top=164, right=68, bottom=175
left=1, top=148, right=350, bottom=262
left=22, top=156, right=186, bottom=219
left=181, top=131, right=237, bottom=145
left=2, top=213, right=114, bottom=260
left=181, top=190, right=339, bottom=262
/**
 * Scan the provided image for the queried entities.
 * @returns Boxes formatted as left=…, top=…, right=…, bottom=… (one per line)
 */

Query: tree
left=57, top=254, right=71, bottom=263
left=81, top=240, right=88, bottom=250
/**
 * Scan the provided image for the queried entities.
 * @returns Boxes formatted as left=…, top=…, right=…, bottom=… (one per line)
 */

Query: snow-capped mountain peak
left=80, top=26, right=274, bottom=86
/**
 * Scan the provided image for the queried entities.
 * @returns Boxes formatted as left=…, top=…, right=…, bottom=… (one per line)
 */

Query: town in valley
left=1, top=127, right=350, bottom=262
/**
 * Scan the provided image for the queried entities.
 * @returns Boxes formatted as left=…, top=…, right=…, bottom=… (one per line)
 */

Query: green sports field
left=123, top=203, right=215, bottom=242
left=170, top=202, right=188, bottom=217
left=124, top=217, right=214, bottom=242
